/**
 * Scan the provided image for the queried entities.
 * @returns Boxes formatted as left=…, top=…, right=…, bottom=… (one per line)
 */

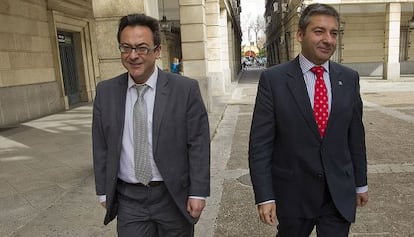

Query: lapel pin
left=338, top=81, right=343, bottom=86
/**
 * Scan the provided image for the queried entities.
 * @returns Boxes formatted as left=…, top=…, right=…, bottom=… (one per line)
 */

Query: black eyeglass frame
left=118, top=44, right=159, bottom=55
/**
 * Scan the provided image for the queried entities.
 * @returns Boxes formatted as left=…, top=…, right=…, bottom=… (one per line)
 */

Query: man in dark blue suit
left=248, top=3, right=368, bottom=236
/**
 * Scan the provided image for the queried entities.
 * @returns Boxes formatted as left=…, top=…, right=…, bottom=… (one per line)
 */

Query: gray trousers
left=116, top=179, right=194, bottom=237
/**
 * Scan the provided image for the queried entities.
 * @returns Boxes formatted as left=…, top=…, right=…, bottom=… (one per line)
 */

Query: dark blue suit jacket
left=92, top=69, right=210, bottom=225
left=248, top=57, right=367, bottom=222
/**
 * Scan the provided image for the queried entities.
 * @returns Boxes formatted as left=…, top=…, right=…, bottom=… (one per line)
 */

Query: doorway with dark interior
left=58, top=31, right=81, bottom=105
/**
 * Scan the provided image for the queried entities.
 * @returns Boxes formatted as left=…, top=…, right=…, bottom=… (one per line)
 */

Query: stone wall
left=0, top=0, right=59, bottom=126
left=0, top=0, right=96, bottom=127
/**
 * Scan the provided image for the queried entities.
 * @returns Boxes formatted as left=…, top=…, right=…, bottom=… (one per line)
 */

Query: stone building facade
left=0, top=0, right=242, bottom=127
left=265, top=0, right=414, bottom=80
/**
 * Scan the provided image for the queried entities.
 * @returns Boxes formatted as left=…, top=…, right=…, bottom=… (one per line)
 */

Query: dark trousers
left=116, top=179, right=193, bottom=237
left=276, top=189, right=351, bottom=237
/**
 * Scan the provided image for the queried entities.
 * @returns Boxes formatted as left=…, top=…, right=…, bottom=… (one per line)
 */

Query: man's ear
left=296, top=30, right=303, bottom=43
left=155, top=45, right=162, bottom=58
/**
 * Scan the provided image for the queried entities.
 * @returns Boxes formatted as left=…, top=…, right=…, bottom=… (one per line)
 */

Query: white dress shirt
left=99, top=66, right=205, bottom=202
left=98, top=67, right=161, bottom=203
left=118, top=67, right=163, bottom=183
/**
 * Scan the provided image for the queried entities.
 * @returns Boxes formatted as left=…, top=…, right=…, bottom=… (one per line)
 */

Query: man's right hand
left=356, top=191, right=368, bottom=207
left=100, top=202, right=106, bottom=209
left=257, top=203, right=276, bottom=226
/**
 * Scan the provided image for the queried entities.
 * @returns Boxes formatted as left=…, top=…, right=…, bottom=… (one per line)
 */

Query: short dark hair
left=117, top=13, right=161, bottom=47
left=298, top=3, right=340, bottom=32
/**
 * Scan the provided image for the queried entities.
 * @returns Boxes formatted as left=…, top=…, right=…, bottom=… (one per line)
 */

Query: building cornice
left=47, top=0, right=93, bottom=18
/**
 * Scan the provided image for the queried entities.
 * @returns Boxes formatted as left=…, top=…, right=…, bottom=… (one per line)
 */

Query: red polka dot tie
left=311, top=66, right=329, bottom=138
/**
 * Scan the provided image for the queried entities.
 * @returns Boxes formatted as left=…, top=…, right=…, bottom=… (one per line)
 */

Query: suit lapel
left=286, top=59, right=321, bottom=139
left=325, top=62, right=344, bottom=138
left=152, top=69, right=170, bottom=153
left=116, top=73, right=128, bottom=151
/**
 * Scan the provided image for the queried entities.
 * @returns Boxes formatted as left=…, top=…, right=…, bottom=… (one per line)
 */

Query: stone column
left=228, top=22, right=236, bottom=83
left=220, top=8, right=232, bottom=92
left=160, top=35, right=171, bottom=71
left=91, top=0, right=159, bottom=81
left=383, top=3, right=401, bottom=81
left=179, top=0, right=210, bottom=109
left=206, top=0, right=225, bottom=96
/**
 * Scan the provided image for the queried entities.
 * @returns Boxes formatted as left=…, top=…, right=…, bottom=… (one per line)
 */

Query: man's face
left=297, top=14, right=338, bottom=65
left=119, top=25, right=161, bottom=84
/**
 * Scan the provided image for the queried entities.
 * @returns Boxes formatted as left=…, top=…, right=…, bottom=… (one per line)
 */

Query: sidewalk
left=208, top=69, right=414, bottom=236
left=0, top=105, right=116, bottom=236
left=1, top=69, right=414, bottom=236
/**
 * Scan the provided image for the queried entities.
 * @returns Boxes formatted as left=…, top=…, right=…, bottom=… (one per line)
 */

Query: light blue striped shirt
left=299, top=54, right=368, bottom=194
left=298, top=54, right=332, bottom=112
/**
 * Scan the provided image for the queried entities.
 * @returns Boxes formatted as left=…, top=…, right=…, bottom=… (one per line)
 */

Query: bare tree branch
left=247, top=16, right=265, bottom=48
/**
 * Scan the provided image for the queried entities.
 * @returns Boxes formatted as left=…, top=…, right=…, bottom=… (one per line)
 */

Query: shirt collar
left=298, top=53, right=330, bottom=74
left=127, top=65, right=158, bottom=90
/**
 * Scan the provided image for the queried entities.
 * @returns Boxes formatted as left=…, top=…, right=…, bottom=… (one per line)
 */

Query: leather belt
left=118, top=178, right=164, bottom=187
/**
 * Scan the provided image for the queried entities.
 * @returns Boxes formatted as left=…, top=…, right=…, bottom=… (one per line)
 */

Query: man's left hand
left=187, top=198, right=206, bottom=218
left=356, top=191, right=368, bottom=207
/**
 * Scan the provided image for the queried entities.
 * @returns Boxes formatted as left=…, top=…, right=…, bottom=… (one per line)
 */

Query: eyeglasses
left=119, top=44, right=158, bottom=55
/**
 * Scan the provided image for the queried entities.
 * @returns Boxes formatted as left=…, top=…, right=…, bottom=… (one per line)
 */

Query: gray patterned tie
left=133, top=84, right=152, bottom=185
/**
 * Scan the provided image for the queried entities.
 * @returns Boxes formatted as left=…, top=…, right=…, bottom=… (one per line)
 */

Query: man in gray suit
left=248, top=4, right=368, bottom=236
left=92, top=14, right=210, bottom=236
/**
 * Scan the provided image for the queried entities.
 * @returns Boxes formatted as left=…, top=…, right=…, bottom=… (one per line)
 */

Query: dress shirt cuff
left=356, top=185, right=368, bottom=193
left=98, top=195, right=106, bottom=203
left=189, top=196, right=206, bottom=200
left=258, top=200, right=275, bottom=206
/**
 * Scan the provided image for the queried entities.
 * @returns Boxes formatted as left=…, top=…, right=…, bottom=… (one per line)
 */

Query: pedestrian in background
left=92, top=13, right=210, bottom=237
left=242, top=59, right=247, bottom=70
left=171, top=57, right=180, bottom=74
left=248, top=3, right=368, bottom=236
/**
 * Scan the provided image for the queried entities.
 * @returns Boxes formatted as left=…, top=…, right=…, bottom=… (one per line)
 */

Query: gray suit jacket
left=249, top=57, right=367, bottom=222
left=92, top=69, right=210, bottom=225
